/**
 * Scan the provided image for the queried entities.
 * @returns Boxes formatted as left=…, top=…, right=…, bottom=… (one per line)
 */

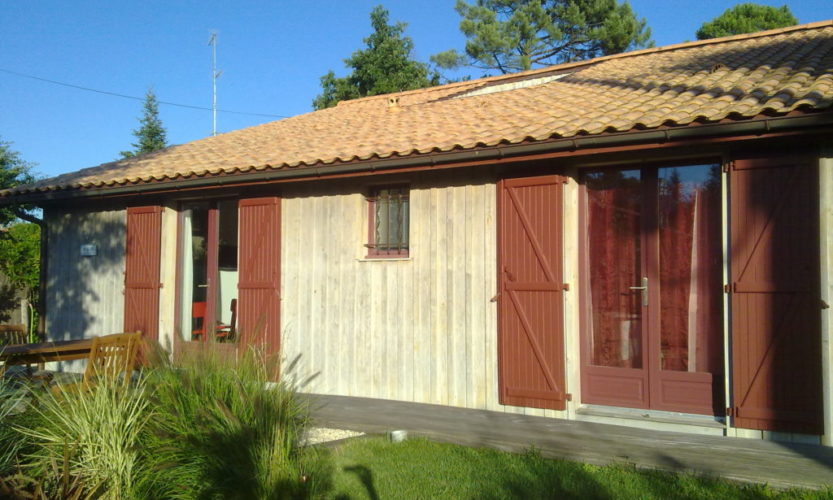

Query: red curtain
left=587, top=172, right=642, bottom=368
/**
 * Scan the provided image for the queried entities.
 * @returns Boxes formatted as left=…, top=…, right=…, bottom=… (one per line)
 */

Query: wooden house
left=5, top=22, right=833, bottom=445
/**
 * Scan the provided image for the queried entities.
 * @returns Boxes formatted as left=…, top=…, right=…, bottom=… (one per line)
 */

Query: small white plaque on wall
left=80, top=244, right=97, bottom=256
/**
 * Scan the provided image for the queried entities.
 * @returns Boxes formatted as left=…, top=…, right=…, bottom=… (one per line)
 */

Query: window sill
left=356, top=256, right=412, bottom=262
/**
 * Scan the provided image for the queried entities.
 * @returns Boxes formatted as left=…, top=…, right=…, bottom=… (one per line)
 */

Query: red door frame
left=173, top=200, right=230, bottom=342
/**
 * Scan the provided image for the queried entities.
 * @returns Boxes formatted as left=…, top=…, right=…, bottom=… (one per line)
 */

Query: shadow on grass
left=337, top=465, right=379, bottom=500
left=329, top=438, right=821, bottom=500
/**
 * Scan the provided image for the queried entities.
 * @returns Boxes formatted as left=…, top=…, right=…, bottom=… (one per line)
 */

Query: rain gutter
left=7, top=112, right=833, bottom=204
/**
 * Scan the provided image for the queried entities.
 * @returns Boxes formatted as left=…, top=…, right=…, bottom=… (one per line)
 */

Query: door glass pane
left=179, top=203, right=208, bottom=341
left=215, top=200, right=238, bottom=338
left=586, top=170, right=643, bottom=368
left=657, top=165, right=723, bottom=373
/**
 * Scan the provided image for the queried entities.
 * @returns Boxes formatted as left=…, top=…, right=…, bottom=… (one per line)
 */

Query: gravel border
left=303, top=427, right=364, bottom=446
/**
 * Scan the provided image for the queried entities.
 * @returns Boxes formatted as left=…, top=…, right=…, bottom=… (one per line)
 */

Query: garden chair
left=82, top=331, right=142, bottom=388
left=0, top=325, right=28, bottom=347
left=0, top=325, right=32, bottom=378
left=51, top=332, right=142, bottom=393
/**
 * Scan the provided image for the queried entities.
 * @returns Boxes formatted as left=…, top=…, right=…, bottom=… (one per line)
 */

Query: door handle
left=628, top=277, right=648, bottom=307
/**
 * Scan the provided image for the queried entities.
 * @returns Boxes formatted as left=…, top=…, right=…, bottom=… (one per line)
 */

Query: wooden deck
left=305, top=394, right=833, bottom=489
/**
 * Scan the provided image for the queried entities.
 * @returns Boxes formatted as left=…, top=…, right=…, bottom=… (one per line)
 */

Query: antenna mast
left=208, top=32, right=222, bottom=136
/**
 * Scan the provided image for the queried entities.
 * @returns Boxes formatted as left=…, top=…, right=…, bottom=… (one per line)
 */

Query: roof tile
left=9, top=21, right=833, bottom=196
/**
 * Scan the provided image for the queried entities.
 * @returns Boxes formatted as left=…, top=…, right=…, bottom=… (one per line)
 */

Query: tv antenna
left=208, top=31, right=222, bottom=136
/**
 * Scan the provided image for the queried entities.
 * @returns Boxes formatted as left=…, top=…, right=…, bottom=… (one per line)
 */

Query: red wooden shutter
left=498, top=175, right=567, bottom=410
left=238, top=197, right=281, bottom=356
left=124, top=206, right=163, bottom=340
left=730, top=157, right=822, bottom=433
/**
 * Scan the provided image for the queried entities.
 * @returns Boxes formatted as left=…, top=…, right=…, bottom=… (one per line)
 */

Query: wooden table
left=0, top=338, right=93, bottom=366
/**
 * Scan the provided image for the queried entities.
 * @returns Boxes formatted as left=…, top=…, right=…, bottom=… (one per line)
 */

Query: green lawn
left=327, top=437, right=832, bottom=500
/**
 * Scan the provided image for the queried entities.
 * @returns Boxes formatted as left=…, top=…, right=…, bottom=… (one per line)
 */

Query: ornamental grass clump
left=0, top=377, right=34, bottom=476
left=138, top=345, right=332, bottom=499
left=20, top=376, right=150, bottom=499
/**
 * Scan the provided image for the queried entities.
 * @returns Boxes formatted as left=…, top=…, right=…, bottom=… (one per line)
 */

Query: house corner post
left=819, top=148, right=833, bottom=446
left=157, top=205, right=178, bottom=355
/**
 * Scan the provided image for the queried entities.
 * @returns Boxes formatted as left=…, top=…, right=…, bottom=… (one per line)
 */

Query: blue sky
left=1, top=1, right=831, bottom=179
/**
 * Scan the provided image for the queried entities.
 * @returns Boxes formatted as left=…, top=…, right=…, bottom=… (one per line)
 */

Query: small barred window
left=367, top=186, right=409, bottom=257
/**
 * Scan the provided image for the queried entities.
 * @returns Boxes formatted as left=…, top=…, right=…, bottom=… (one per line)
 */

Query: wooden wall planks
left=45, top=208, right=126, bottom=349
left=280, top=171, right=567, bottom=417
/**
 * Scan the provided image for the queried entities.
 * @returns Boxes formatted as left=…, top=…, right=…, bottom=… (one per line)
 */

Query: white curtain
left=179, top=210, right=194, bottom=340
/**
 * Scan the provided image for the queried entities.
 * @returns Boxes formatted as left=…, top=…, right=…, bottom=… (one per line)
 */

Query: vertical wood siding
left=280, top=172, right=566, bottom=416
left=45, top=208, right=126, bottom=346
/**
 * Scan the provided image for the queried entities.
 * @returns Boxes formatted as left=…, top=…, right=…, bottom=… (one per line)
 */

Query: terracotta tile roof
left=10, top=20, right=833, bottom=196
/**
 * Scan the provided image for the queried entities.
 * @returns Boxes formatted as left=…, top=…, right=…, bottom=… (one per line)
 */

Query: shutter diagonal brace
left=506, top=289, right=563, bottom=396
left=506, top=186, right=557, bottom=283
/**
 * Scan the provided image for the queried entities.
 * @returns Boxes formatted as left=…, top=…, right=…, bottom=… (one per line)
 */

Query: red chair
left=191, top=300, right=236, bottom=341
left=191, top=301, right=207, bottom=340
left=216, top=299, right=237, bottom=341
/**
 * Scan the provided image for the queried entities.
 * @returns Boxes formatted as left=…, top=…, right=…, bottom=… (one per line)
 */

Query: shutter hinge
left=726, top=406, right=737, bottom=417
left=565, top=393, right=572, bottom=401
left=562, top=283, right=570, bottom=291
left=722, top=160, right=735, bottom=173
left=723, top=283, right=730, bottom=294
left=490, top=293, right=500, bottom=303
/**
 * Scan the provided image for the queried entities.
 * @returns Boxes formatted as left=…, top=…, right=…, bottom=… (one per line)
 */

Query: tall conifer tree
left=696, top=3, right=797, bottom=40
left=121, top=89, right=168, bottom=158
left=433, top=0, right=653, bottom=74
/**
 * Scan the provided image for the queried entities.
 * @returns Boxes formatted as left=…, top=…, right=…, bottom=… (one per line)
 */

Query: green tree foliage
left=0, top=223, right=39, bottom=302
left=0, top=139, right=35, bottom=226
left=432, top=0, right=653, bottom=74
left=696, top=3, right=797, bottom=40
left=0, top=140, right=38, bottom=326
left=312, top=6, right=439, bottom=110
left=120, top=88, right=168, bottom=158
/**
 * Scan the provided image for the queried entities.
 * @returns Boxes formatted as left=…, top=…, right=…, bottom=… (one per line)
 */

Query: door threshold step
left=576, top=405, right=725, bottom=429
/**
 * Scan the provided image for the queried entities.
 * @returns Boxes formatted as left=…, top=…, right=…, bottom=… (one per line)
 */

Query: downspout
left=820, top=147, right=833, bottom=446
left=14, top=209, right=46, bottom=341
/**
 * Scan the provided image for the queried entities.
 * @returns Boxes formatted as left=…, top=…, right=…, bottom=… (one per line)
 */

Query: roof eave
left=5, top=111, right=833, bottom=205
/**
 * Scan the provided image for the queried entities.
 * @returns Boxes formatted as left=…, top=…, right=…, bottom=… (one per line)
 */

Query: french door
left=178, top=200, right=239, bottom=342
left=580, top=164, right=724, bottom=415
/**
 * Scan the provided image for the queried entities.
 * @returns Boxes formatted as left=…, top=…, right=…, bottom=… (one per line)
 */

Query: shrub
left=138, top=345, right=332, bottom=499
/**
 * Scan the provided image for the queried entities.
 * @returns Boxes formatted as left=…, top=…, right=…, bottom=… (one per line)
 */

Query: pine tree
left=312, top=6, right=439, bottom=110
left=696, top=3, right=797, bottom=40
left=121, top=89, right=168, bottom=158
left=432, top=0, right=653, bottom=74
left=0, top=139, right=35, bottom=225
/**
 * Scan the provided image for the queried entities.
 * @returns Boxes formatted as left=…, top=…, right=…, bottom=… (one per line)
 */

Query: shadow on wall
left=45, top=208, right=126, bottom=346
